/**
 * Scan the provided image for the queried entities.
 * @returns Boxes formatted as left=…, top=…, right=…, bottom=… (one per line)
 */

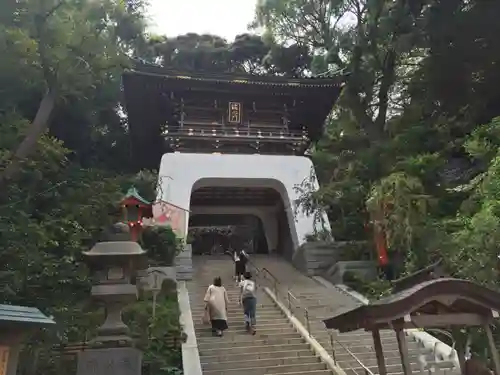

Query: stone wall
left=292, top=241, right=336, bottom=276
left=323, top=260, right=378, bottom=284
left=292, top=240, right=376, bottom=282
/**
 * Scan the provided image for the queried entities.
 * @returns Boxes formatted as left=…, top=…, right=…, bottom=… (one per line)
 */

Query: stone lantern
left=77, top=240, right=147, bottom=375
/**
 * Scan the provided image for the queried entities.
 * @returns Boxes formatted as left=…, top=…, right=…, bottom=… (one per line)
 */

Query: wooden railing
left=165, top=123, right=307, bottom=141
left=246, top=259, right=377, bottom=375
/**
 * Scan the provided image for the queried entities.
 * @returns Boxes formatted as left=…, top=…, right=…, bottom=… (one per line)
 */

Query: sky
left=147, top=0, right=259, bottom=41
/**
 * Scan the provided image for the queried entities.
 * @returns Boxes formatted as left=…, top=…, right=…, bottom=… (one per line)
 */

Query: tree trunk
left=0, top=89, right=56, bottom=184
left=375, top=50, right=397, bottom=131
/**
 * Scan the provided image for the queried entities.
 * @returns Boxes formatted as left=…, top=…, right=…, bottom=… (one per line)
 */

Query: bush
left=124, top=292, right=183, bottom=375
left=343, top=270, right=392, bottom=300
left=142, top=226, right=183, bottom=266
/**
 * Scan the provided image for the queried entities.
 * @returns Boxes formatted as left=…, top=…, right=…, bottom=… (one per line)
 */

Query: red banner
left=152, top=201, right=189, bottom=238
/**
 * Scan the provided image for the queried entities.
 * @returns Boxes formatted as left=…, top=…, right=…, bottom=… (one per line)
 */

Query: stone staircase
left=254, top=256, right=460, bottom=375
left=188, top=256, right=333, bottom=375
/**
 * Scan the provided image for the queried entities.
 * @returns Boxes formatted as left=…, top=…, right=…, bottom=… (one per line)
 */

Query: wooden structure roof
left=122, top=64, right=344, bottom=169
left=122, top=186, right=151, bottom=206
left=324, top=278, right=500, bottom=332
left=123, top=65, right=343, bottom=92
left=0, top=304, right=56, bottom=327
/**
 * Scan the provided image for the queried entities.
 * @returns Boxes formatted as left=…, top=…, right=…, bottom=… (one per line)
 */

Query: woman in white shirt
left=203, top=276, right=229, bottom=337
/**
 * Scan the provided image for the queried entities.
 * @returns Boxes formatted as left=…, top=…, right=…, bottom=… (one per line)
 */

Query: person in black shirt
left=233, top=249, right=249, bottom=283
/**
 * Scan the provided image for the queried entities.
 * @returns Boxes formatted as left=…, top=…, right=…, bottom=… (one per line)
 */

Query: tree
left=0, top=0, right=145, bottom=184
left=145, top=31, right=314, bottom=77
left=258, top=1, right=500, bottom=263
left=0, top=1, right=185, bottom=372
left=255, top=0, right=428, bottom=138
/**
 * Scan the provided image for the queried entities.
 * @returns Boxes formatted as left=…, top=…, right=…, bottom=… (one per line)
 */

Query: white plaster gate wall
left=157, top=153, right=330, bottom=252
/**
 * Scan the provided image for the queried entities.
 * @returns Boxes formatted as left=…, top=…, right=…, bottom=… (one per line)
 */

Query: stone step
left=191, top=309, right=278, bottom=315
left=331, top=349, right=423, bottom=363
left=191, top=305, right=281, bottom=313
left=194, top=320, right=291, bottom=329
left=190, top=292, right=264, bottom=298
left=202, top=361, right=327, bottom=375
left=192, top=315, right=286, bottom=324
left=311, top=329, right=398, bottom=345
left=337, top=354, right=420, bottom=368
left=313, top=333, right=405, bottom=346
left=197, top=331, right=301, bottom=343
left=198, top=343, right=309, bottom=356
left=333, top=352, right=413, bottom=365
left=342, top=360, right=421, bottom=374
left=195, top=328, right=297, bottom=338
left=201, top=348, right=315, bottom=362
left=260, top=371, right=332, bottom=375
left=202, top=355, right=321, bottom=371
left=191, top=304, right=277, bottom=310
left=317, top=338, right=421, bottom=353
left=194, top=324, right=295, bottom=334
left=197, top=334, right=305, bottom=348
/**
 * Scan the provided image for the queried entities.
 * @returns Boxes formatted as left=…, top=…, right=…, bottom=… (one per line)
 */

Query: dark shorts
left=235, top=261, right=246, bottom=276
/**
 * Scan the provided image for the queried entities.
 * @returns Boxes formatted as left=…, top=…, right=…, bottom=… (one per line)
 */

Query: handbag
left=202, top=305, right=210, bottom=325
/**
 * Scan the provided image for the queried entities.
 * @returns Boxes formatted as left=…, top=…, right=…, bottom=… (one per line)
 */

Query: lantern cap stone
left=122, top=186, right=151, bottom=206
left=0, top=304, right=56, bottom=327
left=84, top=241, right=146, bottom=257
left=112, top=222, right=130, bottom=233
left=100, top=222, right=133, bottom=242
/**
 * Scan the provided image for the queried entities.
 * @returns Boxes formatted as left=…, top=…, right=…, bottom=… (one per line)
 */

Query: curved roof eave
left=324, top=278, right=500, bottom=332
left=123, top=65, right=345, bottom=89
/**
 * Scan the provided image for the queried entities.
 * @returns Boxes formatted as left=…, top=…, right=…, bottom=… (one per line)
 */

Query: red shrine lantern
left=374, top=229, right=389, bottom=266
left=120, top=187, right=153, bottom=241
left=366, top=206, right=389, bottom=267
left=365, top=221, right=389, bottom=267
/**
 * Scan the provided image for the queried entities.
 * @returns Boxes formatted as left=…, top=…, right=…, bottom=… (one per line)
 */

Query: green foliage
left=1, top=0, right=500, bottom=369
left=128, top=170, right=160, bottom=202
left=146, top=32, right=313, bottom=77
left=0, top=1, right=183, bottom=373
left=464, top=117, right=500, bottom=163
left=142, top=226, right=183, bottom=266
left=125, top=293, right=183, bottom=375
left=438, top=153, right=500, bottom=287
left=343, top=271, right=392, bottom=300
left=366, top=172, right=431, bottom=259
left=261, top=7, right=500, bottom=366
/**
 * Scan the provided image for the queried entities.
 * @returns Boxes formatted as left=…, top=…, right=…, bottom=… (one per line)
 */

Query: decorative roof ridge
left=391, top=259, right=446, bottom=291
left=124, top=64, right=344, bottom=88
left=122, top=186, right=150, bottom=206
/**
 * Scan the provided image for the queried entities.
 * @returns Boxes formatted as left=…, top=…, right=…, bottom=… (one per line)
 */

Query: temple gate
left=122, top=65, right=343, bottom=257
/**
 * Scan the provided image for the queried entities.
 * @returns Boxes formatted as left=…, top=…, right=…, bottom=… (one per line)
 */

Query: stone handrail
left=177, top=281, right=203, bottom=375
